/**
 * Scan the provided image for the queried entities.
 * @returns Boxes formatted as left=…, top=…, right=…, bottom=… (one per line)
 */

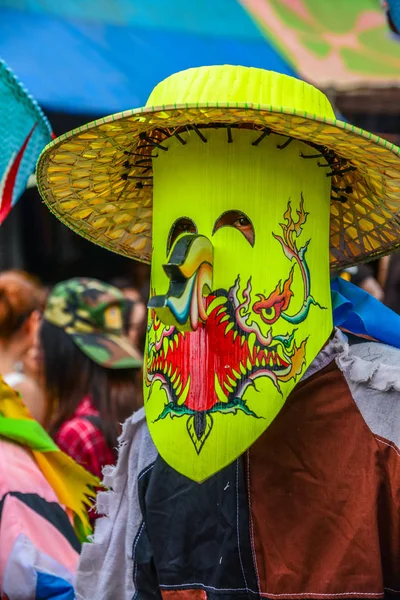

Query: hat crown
left=146, top=65, right=335, bottom=120
left=44, top=277, right=124, bottom=335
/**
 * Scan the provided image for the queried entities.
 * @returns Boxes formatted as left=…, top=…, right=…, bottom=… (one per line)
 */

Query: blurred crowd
left=0, top=270, right=147, bottom=482
left=343, top=251, right=400, bottom=310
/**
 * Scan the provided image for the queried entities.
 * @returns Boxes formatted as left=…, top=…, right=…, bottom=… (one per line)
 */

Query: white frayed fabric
left=336, top=336, right=400, bottom=392
left=336, top=334, right=400, bottom=449
left=75, top=408, right=157, bottom=600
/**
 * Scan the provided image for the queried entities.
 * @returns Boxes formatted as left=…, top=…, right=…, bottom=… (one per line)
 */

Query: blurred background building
left=1, top=0, right=400, bottom=286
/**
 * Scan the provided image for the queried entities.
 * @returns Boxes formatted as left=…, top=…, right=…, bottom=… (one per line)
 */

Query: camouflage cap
left=44, top=277, right=142, bottom=369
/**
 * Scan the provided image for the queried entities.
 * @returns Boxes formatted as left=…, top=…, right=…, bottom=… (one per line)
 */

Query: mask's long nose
left=148, top=234, right=213, bottom=332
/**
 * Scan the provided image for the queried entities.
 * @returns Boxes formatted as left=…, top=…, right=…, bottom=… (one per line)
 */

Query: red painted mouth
left=146, top=293, right=293, bottom=412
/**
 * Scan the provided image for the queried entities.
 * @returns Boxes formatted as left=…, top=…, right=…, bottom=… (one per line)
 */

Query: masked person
left=37, top=66, right=400, bottom=599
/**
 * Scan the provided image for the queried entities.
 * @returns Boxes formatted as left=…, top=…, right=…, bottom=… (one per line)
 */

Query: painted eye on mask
left=253, top=297, right=283, bottom=325
left=253, top=269, right=294, bottom=325
left=167, top=217, right=197, bottom=255
left=212, top=210, right=255, bottom=246
left=258, top=304, right=277, bottom=322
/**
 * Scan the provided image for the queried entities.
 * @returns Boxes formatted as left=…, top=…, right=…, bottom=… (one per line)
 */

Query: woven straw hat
left=37, top=65, right=400, bottom=270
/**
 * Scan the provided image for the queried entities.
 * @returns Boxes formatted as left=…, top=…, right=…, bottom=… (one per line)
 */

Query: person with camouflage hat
left=39, top=277, right=143, bottom=482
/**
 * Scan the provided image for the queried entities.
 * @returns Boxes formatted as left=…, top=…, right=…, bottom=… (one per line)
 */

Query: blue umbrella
left=384, top=0, right=400, bottom=36
left=0, top=59, right=51, bottom=223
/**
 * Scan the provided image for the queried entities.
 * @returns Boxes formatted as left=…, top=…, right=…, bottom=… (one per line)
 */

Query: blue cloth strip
left=331, top=277, right=400, bottom=349
left=36, top=571, right=75, bottom=600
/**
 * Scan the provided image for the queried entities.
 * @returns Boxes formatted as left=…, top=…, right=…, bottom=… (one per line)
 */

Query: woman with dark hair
left=0, top=270, right=46, bottom=423
left=39, top=278, right=143, bottom=479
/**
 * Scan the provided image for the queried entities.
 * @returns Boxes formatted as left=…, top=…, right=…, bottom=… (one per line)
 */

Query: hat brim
left=71, top=331, right=142, bottom=369
left=37, top=103, right=400, bottom=270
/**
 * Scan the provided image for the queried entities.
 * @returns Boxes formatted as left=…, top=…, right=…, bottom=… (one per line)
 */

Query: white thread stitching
left=159, top=583, right=253, bottom=592
left=376, top=436, right=400, bottom=458
left=131, top=464, right=153, bottom=594
left=132, top=521, right=145, bottom=590
left=158, top=583, right=384, bottom=597
left=138, top=463, right=155, bottom=480
left=236, top=459, right=248, bottom=589
left=247, top=449, right=261, bottom=592
left=258, top=592, right=383, bottom=598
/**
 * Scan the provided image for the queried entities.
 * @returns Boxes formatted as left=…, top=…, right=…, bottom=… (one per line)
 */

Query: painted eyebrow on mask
left=212, top=210, right=255, bottom=247
left=167, top=217, right=197, bottom=255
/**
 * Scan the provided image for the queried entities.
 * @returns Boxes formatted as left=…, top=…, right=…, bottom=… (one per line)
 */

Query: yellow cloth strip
left=0, top=377, right=99, bottom=538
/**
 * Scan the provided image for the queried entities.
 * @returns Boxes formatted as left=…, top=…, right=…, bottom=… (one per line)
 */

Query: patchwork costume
left=37, top=66, right=400, bottom=598
left=0, top=384, right=97, bottom=599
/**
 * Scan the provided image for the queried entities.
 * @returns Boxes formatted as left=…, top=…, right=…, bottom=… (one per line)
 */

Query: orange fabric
left=161, top=590, right=207, bottom=599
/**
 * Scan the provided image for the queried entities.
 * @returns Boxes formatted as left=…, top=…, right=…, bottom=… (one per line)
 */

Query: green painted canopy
left=241, top=0, right=400, bottom=89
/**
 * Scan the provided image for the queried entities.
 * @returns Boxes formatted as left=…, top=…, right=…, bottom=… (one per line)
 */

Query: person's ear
left=24, top=310, right=41, bottom=337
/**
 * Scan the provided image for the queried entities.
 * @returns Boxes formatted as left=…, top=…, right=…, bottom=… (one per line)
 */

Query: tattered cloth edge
left=336, top=331, right=400, bottom=392
left=95, top=416, right=134, bottom=520
left=90, top=406, right=156, bottom=548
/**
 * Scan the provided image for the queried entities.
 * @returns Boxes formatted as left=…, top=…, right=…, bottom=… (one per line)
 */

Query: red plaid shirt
left=55, top=397, right=116, bottom=480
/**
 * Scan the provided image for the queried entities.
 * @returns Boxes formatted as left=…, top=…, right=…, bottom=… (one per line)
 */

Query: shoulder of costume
left=77, top=406, right=156, bottom=600
left=336, top=331, right=400, bottom=453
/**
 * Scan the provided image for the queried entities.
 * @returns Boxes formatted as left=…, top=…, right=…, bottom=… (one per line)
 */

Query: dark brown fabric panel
left=248, top=361, right=386, bottom=598
left=375, top=435, right=400, bottom=595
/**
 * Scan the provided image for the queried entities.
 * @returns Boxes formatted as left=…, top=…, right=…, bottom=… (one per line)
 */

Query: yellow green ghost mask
left=145, top=126, right=332, bottom=482
left=36, top=65, right=400, bottom=481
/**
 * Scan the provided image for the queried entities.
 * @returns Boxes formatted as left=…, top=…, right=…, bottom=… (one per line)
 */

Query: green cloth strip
left=0, top=415, right=58, bottom=452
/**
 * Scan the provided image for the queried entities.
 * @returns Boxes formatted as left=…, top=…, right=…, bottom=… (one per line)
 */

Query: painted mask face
left=145, top=128, right=332, bottom=481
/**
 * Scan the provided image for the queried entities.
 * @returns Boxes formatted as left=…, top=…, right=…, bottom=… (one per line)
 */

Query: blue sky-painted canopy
left=0, top=0, right=295, bottom=115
